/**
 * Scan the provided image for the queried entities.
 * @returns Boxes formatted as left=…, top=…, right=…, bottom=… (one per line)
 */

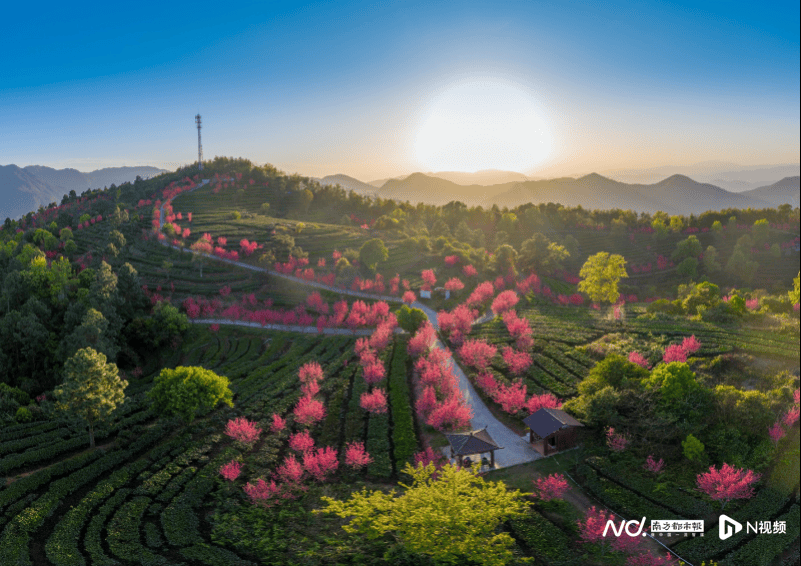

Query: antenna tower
left=195, top=114, right=203, bottom=171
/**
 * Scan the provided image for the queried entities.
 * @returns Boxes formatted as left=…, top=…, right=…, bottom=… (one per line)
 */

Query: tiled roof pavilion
left=444, top=427, right=503, bottom=468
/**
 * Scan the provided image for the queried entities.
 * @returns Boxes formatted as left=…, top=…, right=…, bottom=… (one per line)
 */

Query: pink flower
left=293, top=395, right=326, bottom=426
left=220, top=460, right=242, bottom=481
left=643, top=454, right=665, bottom=474
left=533, top=473, right=570, bottom=501
left=628, top=351, right=651, bottom=369
left=224, top=417, right=262, bottom=444
left=289, top=430, right=315, bottom=453
left=344, top=441, right=373, bottom=469
left=606, top=427, right=629, bottom=452
left=269, top=413, right=286, bottom=433
left=360, top=388, right=388, bottom=413
left=303, top=446, right=338, bottom=481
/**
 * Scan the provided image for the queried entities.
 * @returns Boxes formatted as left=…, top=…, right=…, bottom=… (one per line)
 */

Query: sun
left=414, top=80, right=552, bottom=173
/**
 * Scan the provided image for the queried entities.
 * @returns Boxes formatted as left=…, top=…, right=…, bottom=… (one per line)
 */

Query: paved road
left=161, top=182, right=541, bottom=469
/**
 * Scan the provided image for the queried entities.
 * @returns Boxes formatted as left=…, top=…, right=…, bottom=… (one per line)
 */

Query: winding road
left=160, top=180, right=541, bottom=468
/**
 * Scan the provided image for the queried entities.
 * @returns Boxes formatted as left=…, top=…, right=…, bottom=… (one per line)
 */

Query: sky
left=0, top=0, right=798, bottom=180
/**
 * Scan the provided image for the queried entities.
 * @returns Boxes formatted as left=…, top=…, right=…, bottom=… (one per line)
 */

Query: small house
left=523, top=408, right=584, bottom=456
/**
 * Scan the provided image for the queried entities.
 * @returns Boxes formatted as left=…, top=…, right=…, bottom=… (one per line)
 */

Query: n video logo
left=719, top=515, right=742, bottom=540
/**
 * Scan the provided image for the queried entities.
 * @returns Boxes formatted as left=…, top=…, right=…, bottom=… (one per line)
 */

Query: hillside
left=377, top=172, right=518, bottom=206
left=0, top=164, right=167, bottom=220
left=741, top=176, right=800, bottom=208
left=315, top=174, right=379, bottom=196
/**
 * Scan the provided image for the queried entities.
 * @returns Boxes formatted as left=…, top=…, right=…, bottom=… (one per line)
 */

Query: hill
left=740, top=176, right=800, bottom=208
left=0, top=164, right=167, bottom=220
left=316, top=174, right=379, bottom=197
left=376, top=172, right=518, bottom=206
left=484, top=173, right=772, bottom=214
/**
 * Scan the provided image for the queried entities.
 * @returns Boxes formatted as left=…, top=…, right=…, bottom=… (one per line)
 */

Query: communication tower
left=195, top=114, right=203, bottom=171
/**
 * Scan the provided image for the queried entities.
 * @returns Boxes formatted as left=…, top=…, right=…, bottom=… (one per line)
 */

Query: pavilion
left=523, top=408, right=584, bottom=456
left=444, top=427, right=502, bottom=469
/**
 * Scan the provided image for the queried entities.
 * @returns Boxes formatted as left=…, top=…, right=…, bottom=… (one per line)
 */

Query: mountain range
left=1, top=165, right=168, bottom=220
left=318, top=170, right=799, bottom=215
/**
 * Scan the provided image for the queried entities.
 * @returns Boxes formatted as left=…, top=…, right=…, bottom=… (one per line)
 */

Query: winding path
left=160, top=181, right=541, bottom=468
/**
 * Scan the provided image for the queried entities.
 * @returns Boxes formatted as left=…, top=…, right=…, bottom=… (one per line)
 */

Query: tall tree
left=147, top=366, right=233, bottom=422
left=578, top=252, right=628, bottom=304
left=359, top=238, right=389, bottom=271
left=54, top=347, right=127, bottom=448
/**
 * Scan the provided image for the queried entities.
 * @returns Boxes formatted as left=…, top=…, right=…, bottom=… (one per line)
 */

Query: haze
left=0, top=1, right=798, bottom=181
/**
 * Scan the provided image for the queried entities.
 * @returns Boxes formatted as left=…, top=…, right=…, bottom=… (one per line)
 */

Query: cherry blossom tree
left=769, top=422, right=786, bottom=444
left=243, top=478, right=281, bottom=505
left=681, top=335, right=701, bottom=354
left=662, top=344, right=687, bottom=363
left=533, top=473, right=570, bottom=501
left=293, top=396, right=326, bottom=426
left=303, top=446, right=339, bottom=481
left=298, top=361, right=324, bottom=384
left=495, top=381, right=528, bottom=414
left=491, top=290, right=519, bottom=314
left=696, top=463, right=761, bottom=509
left=626, top=552, right=675, bottom=566
left=344, top=441, right=373, bottom=469
left=219, top=460, right=242, bottom=481
left=502, top=346, right=532, bottom=375
left=578, top=506, right=615, bottom=556
left=444, top=277, right=465, bottom=292
left=421, top=269, right=437, bottom=291
left=277, top=454, right=306, bottom=484
left=363, top=362, right=387, bottom=385
left=458, top=339, right=498, bottom=370
left=224, top=417, right=262, bottom=445
left=475, top=371, right=500, bottom=397
left=525, top=393, right=561, bottom=414
left=360, top=388, right=388, bottom=413
left=466, top=281, right=495, bottom=308
left=402, top=290, right=416, bottom=304
left=408, top=322, right=436, bottom=357
left=784, top=405, right=800, bottom=428
left=643, top=455, right=665, bottom=474
left=628, top=351, right=651, bottom=369
left=462, top=264, right=478, bottom=277
left=426, top=395, right=472, bottom=430
left=606, top=427, right=629, bottom=452
left=289, top=430, right=315, bottom=453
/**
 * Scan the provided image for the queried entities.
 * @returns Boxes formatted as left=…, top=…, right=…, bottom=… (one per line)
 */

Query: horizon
left=1, top=1, right=798, bottom=181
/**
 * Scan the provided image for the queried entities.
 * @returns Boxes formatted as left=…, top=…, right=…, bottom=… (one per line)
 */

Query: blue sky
left=1, top=0, right=798, bottom=179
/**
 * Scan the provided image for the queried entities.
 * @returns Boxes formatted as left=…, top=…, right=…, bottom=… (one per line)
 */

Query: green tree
left=55, top=347, right=127, bottom=448
left=703, top=245, right=720, bottom=273
left=752, top=218, right=769, bottom=245
left=677, top=257, right=698, bottom=280
left=519, top=233, right=569, bottom=275
left=682, top=434, right=705, bottom=461
left=359, top=238, right=389, bottom=271
left=578, top=252, right=628, bottom=304
left=147, top=366, right=233, bottom=422
left=493, top=244, right=518, bottom=275
left=790, top=272, right=800, bottom=304
left=647, top=362, right=699, bottom=402
left=578, top=354, right=649, bottom=396
left=108, top=230, right=126, bottom=250
left=317, top=462, right=525, bottom=566
left=672, top=235, right=702, bottom=262
left=397, top=305, right=427, bottom=333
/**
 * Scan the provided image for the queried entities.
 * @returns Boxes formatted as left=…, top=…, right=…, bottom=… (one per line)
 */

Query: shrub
left=15, top=406, right=33, bottom=423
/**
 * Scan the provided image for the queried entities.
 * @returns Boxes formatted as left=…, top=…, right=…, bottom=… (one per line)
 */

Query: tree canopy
left=359, top=238, right=389, bottom=271
left=147, top=366, right=233, bottom=422
left=578, top=252, right=627, bottom=304
left=317, top=462, right=525, bottom=566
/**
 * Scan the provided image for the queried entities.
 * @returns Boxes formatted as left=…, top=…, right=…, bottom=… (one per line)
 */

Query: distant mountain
left=315, top=174, right=379, bottom=197
left=368, top=174, right=409, bottom=188
left=368, top=170, right=530, bottom=188
left=1, top=164, right=168, bottom=220
left=425, top=170, right=530, bottom=186
left=488, top=173, right=772, bottom=215
left=376, top=173, right=518, bottom=207
left=740, top=176, right=800, bottom=208
left=600, top=162, right=800, bottom=189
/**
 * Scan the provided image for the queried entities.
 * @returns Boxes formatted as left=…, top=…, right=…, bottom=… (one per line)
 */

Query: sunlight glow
left=414, top=80, right=552, bottom=173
